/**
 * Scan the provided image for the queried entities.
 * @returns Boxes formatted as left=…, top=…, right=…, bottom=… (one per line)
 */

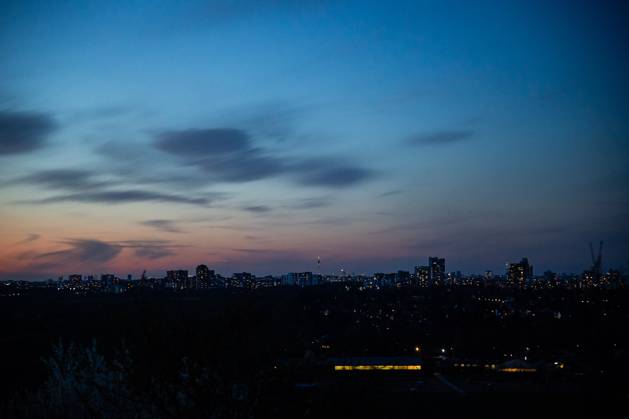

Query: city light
left=334, top=365, right=422, bottom=371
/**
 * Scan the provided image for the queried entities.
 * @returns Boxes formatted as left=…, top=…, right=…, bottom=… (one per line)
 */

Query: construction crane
left=589, top=241, right=603, bottom=280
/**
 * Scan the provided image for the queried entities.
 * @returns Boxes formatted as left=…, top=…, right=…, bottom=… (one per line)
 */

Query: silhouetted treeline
left=1, top=285, right=628, bottom=417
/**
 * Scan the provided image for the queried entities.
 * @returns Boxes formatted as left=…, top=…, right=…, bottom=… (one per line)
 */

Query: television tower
left=589, top=241, right=603, bottom=280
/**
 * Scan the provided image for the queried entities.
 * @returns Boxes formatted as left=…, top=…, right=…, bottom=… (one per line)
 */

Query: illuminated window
left=334, top=365, right=422, bottom=371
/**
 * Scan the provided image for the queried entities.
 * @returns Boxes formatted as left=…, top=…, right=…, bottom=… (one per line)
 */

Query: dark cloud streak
left=140, top=219, right=184, bottom=233
left=37, top=239, right=122, bottom=264
left=294, top=163, right=373, bottom=187
left=0, top=110, right=57, bottom=155
left=156, top=128, right=250, bottom=156
left=119, top=240, right=183, bottom=260
left=12, top=169, right=114, bottom=191
left=17, top=233, right=41, bottom=244
left=154, top=127, right=375, bottom=188
left=242, top=205, right=272, bottom=213
left=407, top=130, right=475, bottom=147
left=29, top=190, right=211, bottom=206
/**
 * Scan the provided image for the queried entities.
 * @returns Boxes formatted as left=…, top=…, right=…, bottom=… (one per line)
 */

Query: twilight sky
left=1, top=0, right=628, bottom=280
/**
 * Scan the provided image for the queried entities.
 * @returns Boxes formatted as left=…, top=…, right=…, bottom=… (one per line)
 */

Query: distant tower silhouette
left=589, top=241, right=603, bottom=281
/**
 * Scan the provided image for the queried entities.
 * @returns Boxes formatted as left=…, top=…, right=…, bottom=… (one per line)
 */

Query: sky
left=1, top=0, right=628, bottom=280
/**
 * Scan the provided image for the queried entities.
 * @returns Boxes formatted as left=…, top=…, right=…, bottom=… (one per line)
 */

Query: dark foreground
left=1, top=285, right=627, bottom=417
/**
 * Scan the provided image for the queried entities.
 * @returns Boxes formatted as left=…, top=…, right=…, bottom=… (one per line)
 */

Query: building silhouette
left=167, top=270, right=189, bottom=290
left=428, top=257, right=445, bottom=286
left=506, top=258, right=533, bottom=287
left=196, top=265, right=214, bottom=289
left=414, top=266, right=430, bottom=287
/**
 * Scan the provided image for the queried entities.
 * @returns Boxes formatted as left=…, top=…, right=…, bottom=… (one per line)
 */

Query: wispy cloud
left=140, top=219, right=184, bottom=233
left=154, top=126, right=376, bottom=188
left=16, top=233, right=41, bottom=244
left=11, top=168, right=219, bottom=207
left=379, top=189, right=404, bottom=198
left=35, top=239, right=122, bottom=266
left=284, top=197, right=331, bottom=209
left=242, top=205, right=272, bottom=213
left=0, top=110, right=58, bottom=155
left=26, top=190, right=212, bottom=206
left=119, top=240, right=184, bottom=260
left=21, top=238, right=184, bottom=271
left=293, top=160, right=374, bottom=187
left=11, top=169, right=115, bottom=191
left=407, top=130, right=475, bottom=147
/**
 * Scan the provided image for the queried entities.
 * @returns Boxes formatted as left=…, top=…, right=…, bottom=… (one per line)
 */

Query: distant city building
left=283, top=272, right=318, bottom=287
left=414, top=266, right=430, bottom=287
left=167, top=270, right=189, bottom=290
left=297, top=272, right=315, bottom=287
left=231, top=272, right=254, bottom=289
left=506, top=258, right=533, bottom=287
left=196, top=264, right=215, bottom=289
left=428, top=257, right=445, bottom=286
left=69, top=274, right=82, bottom=284
left=256, top=275, right=277, bottom=288
left=395, top=270, right=410, bottom=287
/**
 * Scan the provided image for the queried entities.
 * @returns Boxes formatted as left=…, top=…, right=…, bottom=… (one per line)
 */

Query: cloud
left=242, top=205, right=272, bottom=213
left=17, top=233, right=40, bottom=244
left=407, top=130, right=474, bottom=146
left=21, top=239, right=181, bottom=272
left=0, top=110, right=58, bottom=155
left=156, top=128, right=250, bottom=156
left=244, top=235, right=267, bottom=241
left=285, top=197, right=331, bottom=209
left=37, top=239, right=122, bottom=264
left=294, top=163, right=374, bottom=187
left=215, top=101, right=313, bottom=143
left=132, top=246, right=176, bottom=259
left=379, top=189, right=404, bottom=197
left=29, top=189, right=211, bottom=206
left=154, top=127, right=375, bottom=188
left=13, top=169, right=114, bottom=191
left=11, top=167, right=220, bottom=207
left=119, top=240, right=182, bottom=260
left=197, top=150, right=285, bottom=182
left=300, top=216, right=350, bottom=226
left=140, top=219, right=183, bottom=233
left=155, top=128, right=287, bottom=182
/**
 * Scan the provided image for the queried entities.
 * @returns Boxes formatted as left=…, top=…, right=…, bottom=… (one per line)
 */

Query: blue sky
left=1, top=0, right=628, bottom=279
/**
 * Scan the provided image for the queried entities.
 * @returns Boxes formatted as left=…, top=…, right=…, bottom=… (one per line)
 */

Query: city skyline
left=3, top=252, right=616, bottom=283
left=2, top=1, right=629, bottom=281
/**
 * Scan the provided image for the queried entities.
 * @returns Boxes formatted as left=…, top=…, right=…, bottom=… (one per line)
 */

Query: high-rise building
left=100, top=274, right=115, bottom=287
left=231, top=272, right=254, bottom=289
left=69, top=274, right=82, bottom=284
left=283, top=272, right=318, bottom=287
left=196, top=265, right=215, bottom=289
left=297, top=272, right=314, bottom=287
left=166, top=270, right=189, bottom=290
left=395, top=270, right=410, bottom=287
left=428, top=257, right=445, bottom=286
left=414, top=266, right=430, bottom=287
left=506, top=258, right=532, bottom=288
left=373, top=273, right=385, bottom=286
